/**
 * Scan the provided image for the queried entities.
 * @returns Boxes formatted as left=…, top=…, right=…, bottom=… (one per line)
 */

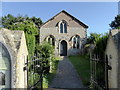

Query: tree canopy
left=109, top=14, right=120, bottom=29
left=86, top=33, right=108, bottom=60
left=2, top=14, right=43, bottom=29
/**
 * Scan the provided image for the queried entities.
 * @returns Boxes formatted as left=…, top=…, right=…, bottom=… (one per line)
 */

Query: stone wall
left=105, top=34, right=118, bottom=88
left=16, top=30, right=28, bottom=88
left=0, top=28, right=28, bottom=88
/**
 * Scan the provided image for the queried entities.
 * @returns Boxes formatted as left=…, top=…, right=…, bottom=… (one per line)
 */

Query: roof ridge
left=40, top=10, right=88, bottom=28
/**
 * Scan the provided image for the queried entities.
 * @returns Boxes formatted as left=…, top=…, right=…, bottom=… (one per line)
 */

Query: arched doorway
left=60, top=40, right=67, bottom=56
left=0, top=42, right=11, bottom=88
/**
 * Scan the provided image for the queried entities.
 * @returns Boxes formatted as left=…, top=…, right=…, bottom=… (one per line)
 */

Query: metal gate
left=25, top=54, right=48, bottom=90
left=90, top=54, right=108, bottom=90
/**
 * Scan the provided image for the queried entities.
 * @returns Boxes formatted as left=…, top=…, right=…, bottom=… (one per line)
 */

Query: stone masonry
left=40, top=10, right=88, bottom=56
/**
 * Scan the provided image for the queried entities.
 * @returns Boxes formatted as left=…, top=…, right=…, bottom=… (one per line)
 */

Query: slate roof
left=41, top=10, right=88, bottom=28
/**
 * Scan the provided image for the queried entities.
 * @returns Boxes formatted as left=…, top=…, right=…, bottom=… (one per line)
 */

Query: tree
left=109, top=14, right=120, bottom=29
left=85, top=33, right=108, bottom=60
left=30, top=16, right=43, bottom=29
left=86, top=33, right=101, bottom=44
left=94, top=33, right=108, bottom=60
left=2, top=14, right=43, bottom=29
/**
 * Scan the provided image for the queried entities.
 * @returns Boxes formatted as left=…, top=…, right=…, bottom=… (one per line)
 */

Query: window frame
left=46, top=35, right=55, bottom=46
left=72, top=35, right=80, bottom=49
left=59, top=20, right=67, bottom=33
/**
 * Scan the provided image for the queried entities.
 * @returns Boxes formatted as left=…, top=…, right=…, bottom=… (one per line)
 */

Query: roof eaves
left=40, top=10, right=88, bottom=28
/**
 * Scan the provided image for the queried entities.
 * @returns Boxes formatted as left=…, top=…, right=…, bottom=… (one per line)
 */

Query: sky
left=2, top=2, right=118, bottom=35
left=118, top=1, right=120, bottom=14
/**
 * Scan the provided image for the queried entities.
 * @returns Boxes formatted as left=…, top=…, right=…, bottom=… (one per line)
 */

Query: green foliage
left=2, top=14, right=43, bottom=58
left=94, top=33, right=108, bottom=60
left=29, top=16, right=43, bottom=29
left=109, top=14, right=120, bottom=29
left=2, top=14, right=43, bottom=29
left=35, top=42, right=54, bottom=59
left=25, top=33, right=36, bottom=58
left=31, top=42, right=55, bottom=75
left=87, top=33, right=101, bottom=44
left=29, top=42, right=57, bottom=88
left=86, top=33, right=108, bottom=60
left=2, top=14, right=16, bottom=28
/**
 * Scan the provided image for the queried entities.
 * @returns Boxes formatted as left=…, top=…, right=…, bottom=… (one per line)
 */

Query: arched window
left=64, top=23, right=67, bottom=33
left=0, top=42, right=11, bottom=88
left=72, top=35, right=80, bottom=49
left=59, top=20, right=67, bottom=33
left=46, top=35, right=55, bottom=46
left=73, top=37, right=76, bottom=48
left=60, top=23, right=63, bottom=33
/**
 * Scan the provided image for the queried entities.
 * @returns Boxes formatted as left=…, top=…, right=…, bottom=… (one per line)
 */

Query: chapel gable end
left=41, top=10, right=88, bottom=29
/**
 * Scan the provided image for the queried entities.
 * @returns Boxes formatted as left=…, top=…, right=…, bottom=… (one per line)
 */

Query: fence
left=25, top=54, right=43, bottom=90
left=90, top=54, right=108, bottom=90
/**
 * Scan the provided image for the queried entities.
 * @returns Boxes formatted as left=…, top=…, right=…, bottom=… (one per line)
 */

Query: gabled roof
left=41, top=10, right=88, bottom=28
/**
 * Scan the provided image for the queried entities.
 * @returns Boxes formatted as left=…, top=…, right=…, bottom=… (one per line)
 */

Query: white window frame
left=72, top=35, right=80, bottom=49
left=59, top=20, right=67, bottom=33
left=46, top=35, right=55, bottom=46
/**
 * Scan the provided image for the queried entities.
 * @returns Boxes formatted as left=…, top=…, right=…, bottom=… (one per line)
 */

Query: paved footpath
left=49, top=57, right=84, bottom=89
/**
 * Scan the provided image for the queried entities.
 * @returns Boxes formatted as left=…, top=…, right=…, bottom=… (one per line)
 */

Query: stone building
left=0, top=28, right=28, bottom=89
left=40, top=10, right=88, bottom=56
left=105, top=29, right=120, bottom=89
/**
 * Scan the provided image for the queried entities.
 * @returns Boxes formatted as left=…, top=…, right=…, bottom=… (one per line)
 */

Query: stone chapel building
left=0, top=28, right=28, bottom=89
left=40, top=10, right=88, bottom=56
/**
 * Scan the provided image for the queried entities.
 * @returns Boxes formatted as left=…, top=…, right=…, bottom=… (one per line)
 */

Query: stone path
left=49, top=57, right=84, bottom=89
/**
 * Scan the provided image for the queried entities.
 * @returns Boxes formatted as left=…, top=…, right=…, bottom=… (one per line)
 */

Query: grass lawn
left=68, top=55, right=90, bottom=86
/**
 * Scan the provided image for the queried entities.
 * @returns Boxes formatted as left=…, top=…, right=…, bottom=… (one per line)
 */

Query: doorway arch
left=0, top=42, right=11, bottom=88
left=60, top=40, right=67, bottom=56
